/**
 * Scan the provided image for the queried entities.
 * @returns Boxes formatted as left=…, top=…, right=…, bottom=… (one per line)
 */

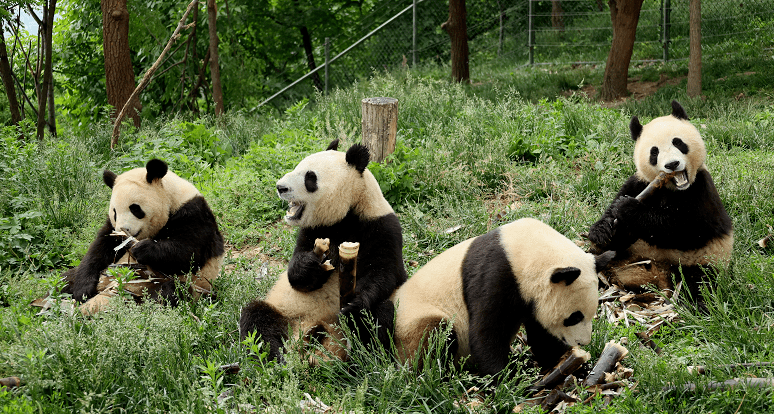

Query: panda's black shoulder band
left=145, top=159, right=169, bottom=183
left=345, top=144, right=370, bottom=173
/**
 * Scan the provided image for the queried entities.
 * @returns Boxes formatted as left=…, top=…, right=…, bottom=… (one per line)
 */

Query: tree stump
left=361, top=97, right=398, bottom=163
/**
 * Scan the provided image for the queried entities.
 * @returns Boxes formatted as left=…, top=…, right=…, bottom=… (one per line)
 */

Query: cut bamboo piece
left=583, top=341, right=629, bottom=387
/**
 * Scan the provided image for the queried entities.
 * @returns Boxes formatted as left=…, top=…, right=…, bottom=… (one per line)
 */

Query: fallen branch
left=110, top=0, right=198, bottom=149
left=665, top=377, right=774, bottom=392
left=687, top=362, right=774, bottom=375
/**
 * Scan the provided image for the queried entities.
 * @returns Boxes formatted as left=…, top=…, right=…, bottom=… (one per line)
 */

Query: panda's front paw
left=288, top=251, right=333, bottom=292
left=70, top=282, right=98, bottom=303
left=612, top=195, right=642, bottom=220
left=129, top=239, right=156, bottom=264
left=588, top=216, right=616, bottom=250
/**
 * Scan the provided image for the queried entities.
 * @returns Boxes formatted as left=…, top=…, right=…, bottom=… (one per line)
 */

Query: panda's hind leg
left=395, top=312, right=457, bottom=370
left=239, top=300, right=290, bottom=362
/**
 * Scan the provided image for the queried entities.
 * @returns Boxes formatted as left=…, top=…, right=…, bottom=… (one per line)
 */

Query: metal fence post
left=412, top=0, right=417, bottom=67
left=325, top=37, right=330, bottom=95
left=528, top=0, right=534, bottom=65
left=661, top=0, right=671, bottom=62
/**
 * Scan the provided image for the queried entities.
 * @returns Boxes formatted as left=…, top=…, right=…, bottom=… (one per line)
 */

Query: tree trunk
left=552, top=1, right=565, bottom=32
left=36, top=0, right=56, bottom=140
left=0, top=23, right=22, bottom=126
left=45, top=0, right=56, bottom=136
left=600, top=0, right=644, bottom=101
left=207, top=0, right=224, bottom=116
left=687, top=0, right=701, bottom=97
left=102, top=0, right=141, bottom=127
left=299, top=25, right=323, bottom=91
left=442, top=0, right=470, bottom=83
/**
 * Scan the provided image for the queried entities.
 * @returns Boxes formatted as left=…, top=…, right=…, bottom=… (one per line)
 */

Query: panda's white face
left=109, top=180, right=169, bottom=240
left=500, top=219, right=606, bottom=348
left=276, top=150, right=358, bottom=228
left=105, top=162, right=199, bottom=241
left=540, top=267, right=599, bottom=347
left=633, top=109, right=706, bottom=191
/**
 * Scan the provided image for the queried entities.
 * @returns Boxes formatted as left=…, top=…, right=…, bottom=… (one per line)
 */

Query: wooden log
left=0, top=376, right=21, bottom=389
left=361, top=97, right=398, bottom=163
left=635, top=171, right=676, bottom=201
left=338, top=242, right=359, bottom=309
left=582, top=341, right=629, bottom=387
left=529, top=347, right=590, bottom=392
left=218, top=363, right=240, bottom=375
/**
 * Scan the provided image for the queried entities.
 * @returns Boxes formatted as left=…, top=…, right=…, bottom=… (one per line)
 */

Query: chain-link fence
left=263, top=0, right=774, bottom=107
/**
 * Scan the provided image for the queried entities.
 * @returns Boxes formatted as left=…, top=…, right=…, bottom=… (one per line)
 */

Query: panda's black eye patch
left=305, top=171, right=318, bottom=193
left=649, top=146, right=659, bottom=166
left=672, top=138, right=689, bottom=154
left=563, top=311, right=584, bottom=327
left=129, top=204, right=145, bottom=219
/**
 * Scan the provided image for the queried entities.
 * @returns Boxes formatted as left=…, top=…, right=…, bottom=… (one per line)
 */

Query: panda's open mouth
left=285, top=201, right=305, bottom=222
left=672, top=171, right=689, bottom=190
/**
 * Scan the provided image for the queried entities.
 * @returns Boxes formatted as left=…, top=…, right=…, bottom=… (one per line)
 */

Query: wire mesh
left=267, top=0, right=774, bottom=105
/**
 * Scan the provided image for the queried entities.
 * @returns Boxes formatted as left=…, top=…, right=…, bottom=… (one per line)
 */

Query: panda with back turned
left=391, top=218, right=615, bottom=376
left=239, top=140, right=407, bottom=361
left=588, top=100, right=733, bottom=295
left=62, top=159, right=225, bottom=305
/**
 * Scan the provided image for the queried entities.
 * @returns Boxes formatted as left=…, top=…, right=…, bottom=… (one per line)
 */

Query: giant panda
left=61, top=159, right=225, bottom=305
left=391, top=218, right=615, bottom=376
left=587, top=100, right=733, bottom=296
left=239, top=140, right=407, bottom=361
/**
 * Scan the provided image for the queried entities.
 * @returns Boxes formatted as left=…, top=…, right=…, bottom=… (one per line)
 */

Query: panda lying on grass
left=588, top=100, right=733, bottom=298
left=239, top=140, right=407, bottom=362
left=61, top=159, right=225, bottom=306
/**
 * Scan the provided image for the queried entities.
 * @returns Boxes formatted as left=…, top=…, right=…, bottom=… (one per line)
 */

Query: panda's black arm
left=65, top=217, right=126, bottom=302
left=588, top=175, right=647, bottom=252
left=130, top=196, right=224, bottom=275
left=287, top=228, right=333, bottom=292
left=341, top=215, right=407, bottom=313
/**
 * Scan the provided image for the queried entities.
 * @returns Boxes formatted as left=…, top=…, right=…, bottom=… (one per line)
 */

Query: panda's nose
left=276, top=184, right=289, bottom=195
left=664, top=161, right=680, bottom=171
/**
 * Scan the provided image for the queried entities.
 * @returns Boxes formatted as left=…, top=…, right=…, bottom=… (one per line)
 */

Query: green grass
left=1, top=51, right=774, bottom=412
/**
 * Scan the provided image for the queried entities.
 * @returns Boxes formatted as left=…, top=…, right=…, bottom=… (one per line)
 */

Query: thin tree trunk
left=551, top=1, right=565, bottom=32
left=600, top=0, right=644, bottom=101
left=36, top=0, right=56, bottom=140
left=45, top=1, right=56, bottom=136
left=687, top=0, right=701, bottom=97
left=102, top=0, right=141, bottom=127
left=298, top=25, right=323, bottom=91
left=0, top=23, right=22, bottom=126
left=442, top=0, right=470, bottom=83
left=207, top=0, right=224, bottom=116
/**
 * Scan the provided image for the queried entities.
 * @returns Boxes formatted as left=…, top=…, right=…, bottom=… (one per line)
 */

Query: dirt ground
left=568, top=73, right=687, bottom=106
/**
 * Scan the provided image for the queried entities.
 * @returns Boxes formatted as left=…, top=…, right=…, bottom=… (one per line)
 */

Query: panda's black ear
left=103, top=170, right=117, bottom=189
left=326, top=139, right=340, bottom=151
left=145, top=159, right=168, bottom=183
left=671, top=100, right=689, bottom=120
left=629, top=116, right=643, bottom=141
left=594, top=250, right=616, bottom=273
left=550, top=267, right=581, bottom=285
left=345, top=144, right=370, bottom=173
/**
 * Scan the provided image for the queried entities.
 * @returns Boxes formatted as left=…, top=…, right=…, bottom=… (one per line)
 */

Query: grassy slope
left=1, top=55, right=774, bottom=412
